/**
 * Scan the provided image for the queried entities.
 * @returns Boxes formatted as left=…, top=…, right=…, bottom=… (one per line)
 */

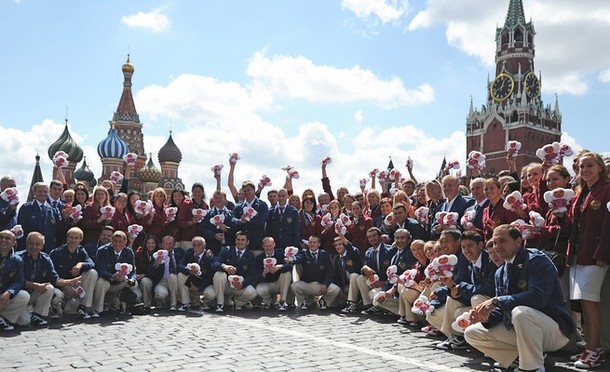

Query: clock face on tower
left=491, top=73, right=515, bottom=102
left=524, top=72, right=540, bottom=99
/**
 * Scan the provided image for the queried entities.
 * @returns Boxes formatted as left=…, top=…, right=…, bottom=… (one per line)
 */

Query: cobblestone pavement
left=0, top=306, right=587, bottom=371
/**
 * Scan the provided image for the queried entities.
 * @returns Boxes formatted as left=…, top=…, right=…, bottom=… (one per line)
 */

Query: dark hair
left=170, top=189, right=187, bottom=208
left=460, top=230, right=483, bottom=243
left=440, top=228, right=461, bottom=241
left=504, top=180, right=520, bottom=193
left=126, top=191, right=140, bottom=216
left=301, top=195, right=317, bottom=212
left=367, top=227, right=382, bottom=237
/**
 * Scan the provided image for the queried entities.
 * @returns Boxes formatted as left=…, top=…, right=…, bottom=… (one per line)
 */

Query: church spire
left=504, top=0, right=526, bottom=28
left=113, top=54, right=140, bottom=123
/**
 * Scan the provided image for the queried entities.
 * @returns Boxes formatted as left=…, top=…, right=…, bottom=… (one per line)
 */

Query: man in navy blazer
left=199, top=190, right=234, bottom=256
left=176, top=236, right=218, bottom=311
left=290, top=235, right=340, bottom=310
left=93, top=231, right=137, bottom=317
left=333, top=236, right=363, bottom=309
left=16, top=182, right=65, bottom=253
left=147, top=235, right=185, bottom=310
left=463, top=178, right=489, bottom=231
left=465, top=225, right=574, bottom=371
left=430, top=176, right=475, bottom=238
left=212, top=230, right=257, bottom=313
left=230, top=181, right=269, bottom=254
left=0, top=229, right=30, bottom=331
left=355, top=227, right=396, bottom=315
left=255, top=237, right=293, bottom=311
left=266, top=189, right=301, bottom=251
left=433, top=231, right=496, bottom=351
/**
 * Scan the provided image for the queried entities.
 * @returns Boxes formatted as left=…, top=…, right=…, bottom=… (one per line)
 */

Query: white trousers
left=290, top=281, right=340, bottom=307
left=464, top=306, right=569, bottom=370
left=213, top=271, right=256, bottom=307
left=256, top=272, right=292, bottom=303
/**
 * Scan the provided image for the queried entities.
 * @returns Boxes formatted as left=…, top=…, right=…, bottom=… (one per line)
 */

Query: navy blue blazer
left=148, top=248, right=186, bottom=287
left=0, top=198, right=17, bottom=230
left=18, top=251, right=60, bottom=286
left=0, top=252, right=24, bottom=297
left=333, top=243, right=363, bottom=290
left=486, top=248, right=575, bottom=339
left=455, top=249, right=497, bottom=304
left=430, top=194, right=475, bottom=235
left=432, top=249, right=470, bottom=306
left=177, top=247, right=218, bottom=291
left=230, top=198, right=269, bottom=250
left=363, top=243, right=395, bottom=281
left=50, top=244, right=95, bottom=279
left=17, top=201, right=65, bottom=253
left=266, top=205, right=301, bottom=250
left=256, top=248, right=292, bottom=284
left=199, top=206, right=234, bottom=255
left=464, top=199, right=490, bottom=231
left=95, top=244, right=136, bottom=284
left=386, top=218, right=428, bottom=243
left=216, top=246, right=258, bottom=288
left=294, top=249, right=335, bottom=287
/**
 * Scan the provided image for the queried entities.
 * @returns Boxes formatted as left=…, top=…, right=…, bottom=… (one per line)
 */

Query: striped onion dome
left=74, top=156, right=95, bottom=183
left=48, top=119, right=84, bottom=163
left=97, top=122, right=129, bottom=159
left=158, top=131, right=182, bottom=164
left=138, top=153, right=162, bottom=183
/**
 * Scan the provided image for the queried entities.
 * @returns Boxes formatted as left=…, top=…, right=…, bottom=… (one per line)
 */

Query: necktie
left=472, top=265, right=481, bottom=283
left=237, top=250, right=242, bottom=261
left=475, top=204, right=481, bottom=213
left=279, top=207, right=285, bottom=218
left=169, top=254, right=176, bottom=274
left=313, top=252, right=317, bottom=263
left=52, top=201, right=57, bottom=209
left=40, top=203, right=46, bottom=216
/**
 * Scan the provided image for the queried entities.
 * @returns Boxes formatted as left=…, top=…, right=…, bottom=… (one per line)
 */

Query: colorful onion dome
left=97, top=122, right=129, bottom=159
left=138, top=153, right=162, bottom=183
left=74, top=156, right=95, bottom=183
left=158, top=131, right=182, bottom=164
left=48, top=119, right=84, bottom=163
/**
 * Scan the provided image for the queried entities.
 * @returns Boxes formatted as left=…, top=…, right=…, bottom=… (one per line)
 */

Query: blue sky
left=1, top=0, right=609, bottom=197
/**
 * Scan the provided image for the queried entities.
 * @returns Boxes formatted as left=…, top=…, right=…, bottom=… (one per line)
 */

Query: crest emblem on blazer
left=399, top=262, right=407, bottom=270
left=319, top=264, right=325, bottom=270
left=518, top=280, right=527, bottom=290
left=383, top=259, right=390, bottom=266
left=286, top=217, right=293, bottom=223
left=346, top=259, right=353, bottom=266
left=590, top=200, right=602, bottom=210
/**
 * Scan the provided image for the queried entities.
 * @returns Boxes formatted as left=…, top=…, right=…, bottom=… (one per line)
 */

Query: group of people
left=1, top=149, right=609, bottom=372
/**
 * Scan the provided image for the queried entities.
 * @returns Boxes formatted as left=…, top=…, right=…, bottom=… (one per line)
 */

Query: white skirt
left=569, top=262, right=609, bottom=302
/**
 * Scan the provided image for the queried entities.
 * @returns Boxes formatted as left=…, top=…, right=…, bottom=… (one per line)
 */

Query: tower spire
left=505, top=0, right=526, bottom=28
left=113, top=55, right=139, bottom=123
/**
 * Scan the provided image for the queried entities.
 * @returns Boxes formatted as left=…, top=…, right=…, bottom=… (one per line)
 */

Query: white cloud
left=354, top=110, right=364, bottom=124
left=407, top=0, right=610, bottom=95
left=598, top=68, right=610, bottom=83
left=0, top=120, right=101, bottom=198
left=246, top=51, right=434, bottom=108
left=341, top=0, right=409, bottom=24
left=121, top=9, right=169, bottom=32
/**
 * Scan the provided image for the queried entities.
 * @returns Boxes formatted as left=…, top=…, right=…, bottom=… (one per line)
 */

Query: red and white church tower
left=466, top=0, right=562, bottom=175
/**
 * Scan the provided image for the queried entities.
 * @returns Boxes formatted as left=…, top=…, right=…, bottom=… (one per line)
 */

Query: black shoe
left=361, top=305, right=382, bottom=315
left=30, top=313, right=48, bottom=326
left=0, top=316, right=14, bottom=331
left=318, top=298, right=327, bottom=310
left=77, top=305, right=91, bottom=319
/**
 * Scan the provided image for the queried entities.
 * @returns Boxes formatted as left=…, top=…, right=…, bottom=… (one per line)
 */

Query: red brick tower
left=112, top=55, right=147, bottom=191
left=466, top=0, right=561, bottom=175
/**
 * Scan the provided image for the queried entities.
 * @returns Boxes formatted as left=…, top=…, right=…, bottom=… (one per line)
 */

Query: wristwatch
left=492, top=297, right=500, bottom=307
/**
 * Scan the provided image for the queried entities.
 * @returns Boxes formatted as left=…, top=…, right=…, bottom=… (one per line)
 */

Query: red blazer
left=80, top=203, right=106, bottom=244
left=523, top=179, right=550, bottom=216
left=144, top=206, right=168, bottom=241
left=537, top=207, right=572, bottom=256
left=176, top=199, right=209, bottom=242
left=299, top=211, right=323, bottom=244
left=347, top=215, right=373, bottom=255
left=110, top=210, right=131, bottom=234
left=567, top=180, right=610, bottom=265
left=482, top=198, right=519, bottom=242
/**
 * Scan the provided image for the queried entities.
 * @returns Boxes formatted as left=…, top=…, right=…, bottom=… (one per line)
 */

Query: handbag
left=541, top=229, right=566, bottom=277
